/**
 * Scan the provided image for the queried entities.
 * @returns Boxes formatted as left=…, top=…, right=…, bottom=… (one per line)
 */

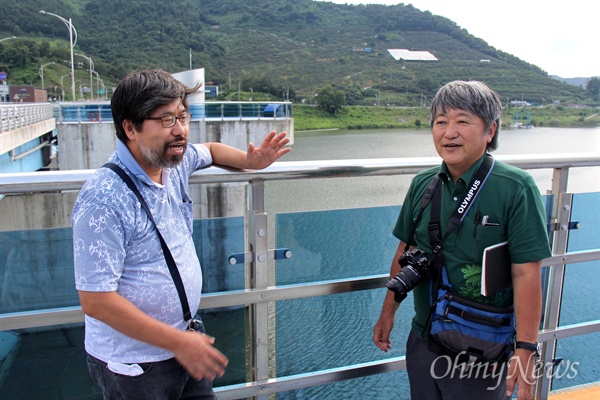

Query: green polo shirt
left=393, top=154, right=552, bottom=338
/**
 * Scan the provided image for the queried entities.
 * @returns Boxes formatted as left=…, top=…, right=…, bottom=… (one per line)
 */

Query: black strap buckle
left=186, top=319, right=204, bottom=332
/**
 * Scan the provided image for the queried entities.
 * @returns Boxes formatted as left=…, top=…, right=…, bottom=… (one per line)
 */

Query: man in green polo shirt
left=373, top=81, right=551, bottom=400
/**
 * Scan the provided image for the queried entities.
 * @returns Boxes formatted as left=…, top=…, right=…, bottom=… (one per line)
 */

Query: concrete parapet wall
left=0, top=119, right=56, bottom=155
left=0, top=192, right=78, bottom=231
left=58, top=119, right=294, bottom=170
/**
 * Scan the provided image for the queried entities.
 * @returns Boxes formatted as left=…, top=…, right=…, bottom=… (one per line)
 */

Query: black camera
left=385, top=249, right=433, bottom=304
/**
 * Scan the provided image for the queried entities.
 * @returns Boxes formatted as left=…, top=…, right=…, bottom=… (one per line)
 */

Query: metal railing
left=0, top=153, right=599, bottom=399
left=0, top=103, right=54, bottom=133
left=47, top=101, right=293, bottom=124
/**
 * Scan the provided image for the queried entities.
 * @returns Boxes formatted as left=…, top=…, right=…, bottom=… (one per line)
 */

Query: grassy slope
left=293, top=105, right=600, bottom=131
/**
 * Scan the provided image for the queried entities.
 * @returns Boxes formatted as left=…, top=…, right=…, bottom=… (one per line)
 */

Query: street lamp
left=91, top=70, right=105, bottom=99
left=0, top=36, right=17, bottom=43
left=59, top=74, right=70, bottom=101
left=39, top=62, right=56, bottom=91
left=75, top=80, right=83, bottom=101
left=75, top=53, right=94, bottom=101
left=249, top=87, right=253, bottom=101
left=39, top=10, right=78, bottom=102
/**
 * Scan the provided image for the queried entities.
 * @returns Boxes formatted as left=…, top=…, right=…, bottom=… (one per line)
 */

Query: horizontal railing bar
left=542, top=250, right=600, bottom=267
left=200, top=250, right=600, bottom=309
left=538, top=320, right=600, bottom=342
left=0, top=306, right=83, bottom=331
left=200, top=275, right=388, bottom=309
left=214, top=357, right=407, bottom=399
left=214, top=319, right=600, bottom=399
left=0, top=153, right=598, bottom=195
left=2, top=250, right=597, bottom=331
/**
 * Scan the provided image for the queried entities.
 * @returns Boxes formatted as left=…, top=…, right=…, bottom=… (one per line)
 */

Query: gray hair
left=429, top=81, right=502, bottom=151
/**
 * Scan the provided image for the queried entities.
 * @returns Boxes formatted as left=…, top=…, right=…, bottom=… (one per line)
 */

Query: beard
left=140, top=138, right=187, bottom=169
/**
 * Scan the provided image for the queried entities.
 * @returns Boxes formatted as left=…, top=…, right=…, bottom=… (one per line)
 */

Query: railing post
left=537, top=167, right=571, bottom=399
left=247, top=180, right=270, bottom=400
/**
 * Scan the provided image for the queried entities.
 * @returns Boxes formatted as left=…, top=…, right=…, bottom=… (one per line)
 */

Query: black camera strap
left=402, top=175, right=442, bottom=253
left=403, top=153, right=494, bottom=258
left=418, top=154, right=495, bottom=336
left=103, top=163, right=193, bottom=323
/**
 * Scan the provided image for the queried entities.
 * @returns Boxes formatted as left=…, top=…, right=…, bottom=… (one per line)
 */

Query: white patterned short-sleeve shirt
left=72, top=140, right=212, bottom=363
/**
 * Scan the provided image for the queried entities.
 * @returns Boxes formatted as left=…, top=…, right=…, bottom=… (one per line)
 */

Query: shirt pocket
left=180, top=192, right=194, bottom=233
left=471, top=220, right=506, bottom=263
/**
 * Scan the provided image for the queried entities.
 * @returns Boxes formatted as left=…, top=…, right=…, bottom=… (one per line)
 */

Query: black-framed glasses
left=146, top=113, right=192, bottom=128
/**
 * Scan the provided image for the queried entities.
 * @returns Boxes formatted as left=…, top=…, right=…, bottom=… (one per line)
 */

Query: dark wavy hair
left=111, top=69, right=201, bottom=142
left=429, top=81, right=503, bottom=151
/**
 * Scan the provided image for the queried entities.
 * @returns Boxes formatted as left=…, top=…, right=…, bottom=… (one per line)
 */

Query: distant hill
left=0, top=0, right=595, bottom=105
left=550, top=76, right=593, bottom=88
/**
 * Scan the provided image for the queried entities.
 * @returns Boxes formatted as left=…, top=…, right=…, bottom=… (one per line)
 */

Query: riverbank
left=293, top=104, right=600, bottom=131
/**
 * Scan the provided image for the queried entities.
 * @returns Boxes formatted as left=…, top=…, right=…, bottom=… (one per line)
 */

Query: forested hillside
left=0, top=0, right=594, bottom=105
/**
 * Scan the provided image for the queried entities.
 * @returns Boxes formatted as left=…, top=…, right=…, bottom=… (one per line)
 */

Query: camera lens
left=385, top=249, right=430, bottom=304
left=386, top=265, right=422, bottom=303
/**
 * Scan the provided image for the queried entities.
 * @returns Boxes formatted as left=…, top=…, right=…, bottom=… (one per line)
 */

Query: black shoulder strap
left=403, top=175, right=441, bottom=252
left=103, top=162, right=193, bottom=322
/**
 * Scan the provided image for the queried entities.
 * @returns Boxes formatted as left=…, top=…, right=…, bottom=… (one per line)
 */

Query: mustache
left=166, top=136, right=187, bottom=146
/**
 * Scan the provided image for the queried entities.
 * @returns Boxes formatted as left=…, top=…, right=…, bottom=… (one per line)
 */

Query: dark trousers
left=406, top=331, right=509, bottom=400
left=87, top=353, right=216, bottom=400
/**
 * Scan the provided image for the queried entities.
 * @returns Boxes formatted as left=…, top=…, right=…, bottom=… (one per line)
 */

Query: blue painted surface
left=0, top=137, right=49, bottom=173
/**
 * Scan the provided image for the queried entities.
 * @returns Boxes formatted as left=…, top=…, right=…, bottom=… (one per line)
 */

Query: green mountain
left=0, top=0, right=593, bottom=105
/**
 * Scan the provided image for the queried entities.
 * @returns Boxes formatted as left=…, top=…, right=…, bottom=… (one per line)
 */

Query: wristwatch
left=515, top=341, right=541, bottom=357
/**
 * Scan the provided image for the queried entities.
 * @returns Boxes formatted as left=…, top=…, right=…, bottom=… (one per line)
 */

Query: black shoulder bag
left=103, top=163, right=203, bottom=332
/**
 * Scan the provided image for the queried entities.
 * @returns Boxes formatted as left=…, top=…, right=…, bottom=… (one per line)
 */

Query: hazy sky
left=315, top=0, right=600, bottom=78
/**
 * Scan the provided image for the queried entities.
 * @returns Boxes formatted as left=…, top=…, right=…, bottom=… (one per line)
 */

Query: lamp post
left=75, top=53, right=94, bottom=101
left=91, top=70, right=104, bottom=100
left=59, top=74, right=70, bottom=101
left=39, top=62, right=56, bottom=91
left=75, top=80, right=83, bottom=101
left=39, top=10, right=77, bottom=102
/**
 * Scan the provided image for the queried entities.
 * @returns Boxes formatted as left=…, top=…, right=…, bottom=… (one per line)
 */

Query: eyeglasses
left=146, top=113, right=192, bottom=128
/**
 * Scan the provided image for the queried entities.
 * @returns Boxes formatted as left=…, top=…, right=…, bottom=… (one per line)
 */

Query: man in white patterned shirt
left=72, top=69, right=290, bottom=399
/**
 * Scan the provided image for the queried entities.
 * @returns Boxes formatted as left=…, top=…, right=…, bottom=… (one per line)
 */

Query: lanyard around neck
left=429, top=153, right=495, bottom=253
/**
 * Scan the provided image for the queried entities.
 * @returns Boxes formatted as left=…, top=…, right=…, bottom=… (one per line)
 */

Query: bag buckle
left=186, top=318, right=203, bottom=332
left=443, top=294, right=453, bottom=318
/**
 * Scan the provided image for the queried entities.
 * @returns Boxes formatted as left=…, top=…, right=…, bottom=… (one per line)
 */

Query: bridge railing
left=49, top=101, right=293, bottom=123
left=0, top=154, right=598, bottom=399
left=0, top=103, right=54, bottom=133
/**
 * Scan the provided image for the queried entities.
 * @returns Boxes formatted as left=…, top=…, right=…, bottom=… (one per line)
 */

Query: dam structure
left=1, top=68, right=294, bottom=232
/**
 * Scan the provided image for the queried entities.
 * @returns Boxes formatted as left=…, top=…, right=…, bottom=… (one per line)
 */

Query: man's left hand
left=245, top=131, right=291, bottom=169
left=506, top=350, right=538, bottom=400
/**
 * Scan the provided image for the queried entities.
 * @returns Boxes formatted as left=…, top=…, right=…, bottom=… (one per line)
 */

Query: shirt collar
left=438, top=153, right=488, bottom=185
